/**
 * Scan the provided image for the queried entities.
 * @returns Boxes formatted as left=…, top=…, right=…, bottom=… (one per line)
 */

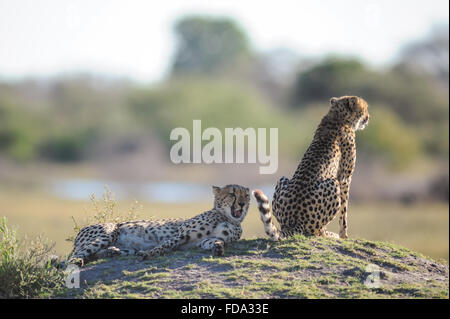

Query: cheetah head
left=330, top=96, right=369, bottom=131
left=212, top=184, right=250, bottom=223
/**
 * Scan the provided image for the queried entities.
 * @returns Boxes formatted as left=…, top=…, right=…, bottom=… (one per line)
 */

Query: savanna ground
left=57, top=236, right=449, bottom=299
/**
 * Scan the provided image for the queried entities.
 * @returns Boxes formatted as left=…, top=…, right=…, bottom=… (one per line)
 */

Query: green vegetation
left=357, top=106, right=422, bottom=167
left=0, top=97, right=40, bottom=161
left=1, top=69, right=446, bottom=168
left=0, top=217, right=64, bottom=298
left=39, top=128, right=97, bottom=162
left=66, top=187, right=143, bottom=243
left=0, top=17, right=447, bottom=169
left=128, top=77, right=307, bottom=157
left=291, top=57, right=449, bottom=125
left=171, top=16, right=250, bottom=75
left=128, top=77, right=276, bottom=145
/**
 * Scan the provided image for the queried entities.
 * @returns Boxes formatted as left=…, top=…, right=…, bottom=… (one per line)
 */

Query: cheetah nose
left=238, top=202, right=245, bottom=208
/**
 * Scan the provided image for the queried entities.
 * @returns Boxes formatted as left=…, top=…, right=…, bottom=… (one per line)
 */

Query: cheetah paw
left=68, top=257, right=84, bottom=267
left=97, top=246, right=120, bottom=258
left=136, top=250, right=149, bottom=261
left=212, top=241, right=224, bottom=257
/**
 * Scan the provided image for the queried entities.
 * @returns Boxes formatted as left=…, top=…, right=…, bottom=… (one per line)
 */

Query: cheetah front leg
left=68, top=223, right=118, bottom=266
left=197, top=221, right=241, bottom=256
left=338, top=182, right=350, bottom=239
left=337, top=133, right=356, bottom=239
left=197, top=237, right=226, bottom=256
left=337, top=159, right=354, bottom=239
left=95, top=246, right=137, bottom=259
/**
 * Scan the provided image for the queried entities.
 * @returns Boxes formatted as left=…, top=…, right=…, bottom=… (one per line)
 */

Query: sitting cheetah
left=67, top=184, right=250, bottom=266
left=253, top=96, right=369, bottom=240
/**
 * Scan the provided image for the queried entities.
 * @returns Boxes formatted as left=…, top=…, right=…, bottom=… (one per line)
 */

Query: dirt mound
left=59, top=236, right=449, bottom=299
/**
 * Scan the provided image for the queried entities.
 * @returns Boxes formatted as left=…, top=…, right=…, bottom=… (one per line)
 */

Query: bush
left=358, top=106, right=422, bottom=167
left=128, top=76, right=314, bottom=159
left=39, top=128, right=97, bottom=162
left=0, top=102, right=37, bottom=161
left=291, top=57, right=449, bottom=124
left=0, top=217, right=63, bottom=298
left=171, top=16, right=250, bottom=75
left=291, top=57, right=369, bottom=106
left=67, top=187, right=142, bottom=243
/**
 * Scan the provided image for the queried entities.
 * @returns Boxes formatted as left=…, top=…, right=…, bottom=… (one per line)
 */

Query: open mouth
left=232, top=209, right=243, bottom=218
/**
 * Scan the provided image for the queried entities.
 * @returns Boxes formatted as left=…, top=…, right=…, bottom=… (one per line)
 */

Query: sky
left=0, top=0, right=448, bottom=83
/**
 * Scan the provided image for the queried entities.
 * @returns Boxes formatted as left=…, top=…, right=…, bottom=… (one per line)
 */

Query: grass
left=66, top=186, right=143, bottom=243
left=0, top=187, right=448, bottom=261
left=0, top=217, right=64, bottom=298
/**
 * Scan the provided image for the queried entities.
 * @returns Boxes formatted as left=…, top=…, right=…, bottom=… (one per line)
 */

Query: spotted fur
left=253, top=96, right=369, bottom=240
left=68, top=184, right=250, bottom=266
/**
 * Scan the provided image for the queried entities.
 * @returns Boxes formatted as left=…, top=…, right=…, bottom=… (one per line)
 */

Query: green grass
left=0, top=217, right=64, bottom=298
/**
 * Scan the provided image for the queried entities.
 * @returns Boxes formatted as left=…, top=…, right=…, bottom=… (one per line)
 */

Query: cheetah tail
left=252, top=189, right=280, bottom=241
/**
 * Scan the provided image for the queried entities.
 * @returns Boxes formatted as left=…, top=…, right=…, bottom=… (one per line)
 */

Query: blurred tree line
left=0, top=16, right=448, bottom=170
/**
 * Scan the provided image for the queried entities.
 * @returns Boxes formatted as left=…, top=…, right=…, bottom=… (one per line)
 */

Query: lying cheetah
left=67, top=184, right=250, bottom=266
left=253, top=96, right=369, bottom=240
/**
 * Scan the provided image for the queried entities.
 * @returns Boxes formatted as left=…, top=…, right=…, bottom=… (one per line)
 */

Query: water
left=48, top=178, right=275, bottom=203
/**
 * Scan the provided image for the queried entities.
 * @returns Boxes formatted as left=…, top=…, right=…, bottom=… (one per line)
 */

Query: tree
left=290, top=57, right=370, bottom=106
left=398, top=25, right=449, bottom=85
left=290, top=57, right=448, bottom=123
left=171, top=16, right=250, bottom=75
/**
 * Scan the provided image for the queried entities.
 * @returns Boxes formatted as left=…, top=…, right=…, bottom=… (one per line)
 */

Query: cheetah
left=253, top=96, right=369, bottom=240
left=67, top=184, right=250, bottom=266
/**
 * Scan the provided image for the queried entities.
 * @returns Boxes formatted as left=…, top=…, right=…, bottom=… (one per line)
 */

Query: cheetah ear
left=330, top=97, right=338, bottom=106
left=212, top=186, right=221, bottom=196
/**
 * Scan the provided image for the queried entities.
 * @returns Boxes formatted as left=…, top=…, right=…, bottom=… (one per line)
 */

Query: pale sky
left=0, top=0, right=448, bottom=83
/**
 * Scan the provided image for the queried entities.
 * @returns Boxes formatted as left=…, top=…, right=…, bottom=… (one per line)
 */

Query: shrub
left=357, top=106, right=422, bottom=167
left=0, top=102, right=37, bottom=161
left=66, top=187, right=143, bottom=243
left=0, top=217, right=63, bottom=298
left=38, top=128, right=96, bottom=162
left=127, top=76, right=307, bottom=158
